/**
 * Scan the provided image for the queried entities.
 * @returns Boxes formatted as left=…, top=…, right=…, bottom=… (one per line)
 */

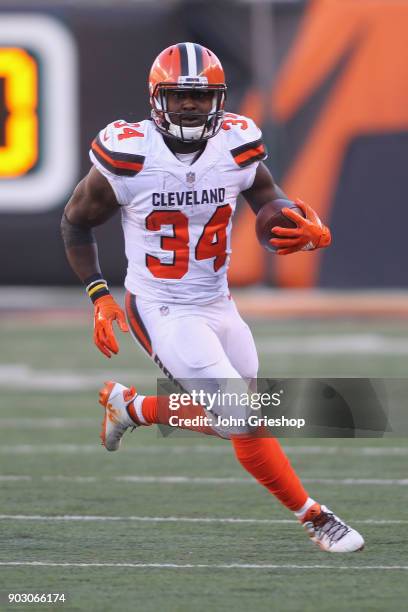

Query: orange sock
left=231, top=434, right=308, bottom=511
left=129, top=395, right=218, bottom=437
left=128, top=395, right=307, bottom=511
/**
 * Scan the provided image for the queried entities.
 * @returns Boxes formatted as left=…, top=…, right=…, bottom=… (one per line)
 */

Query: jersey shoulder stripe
left=223, top=113, right=268, bottom=167
left=91, top=134, right=145, bottom=177
left=230, top=137, right=267, bottom=168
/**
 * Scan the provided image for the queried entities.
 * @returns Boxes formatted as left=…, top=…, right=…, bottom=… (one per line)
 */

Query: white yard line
left=1, top=444, right=407, bottom=456
left=0, top=515, right=406, bottom=525
left=306, top=478, right=408, bottom=485
left=0, top=561, right=407, bottom=570
left=1, top=333, right=408, bottom=392
left=114, top=476, right=408, bottom=486
left=0, top=445, right=101, bottom=454
left=0, top=365, right=155, bottom=391
left=0, top=475, right=407, bottom=485
left=256, top=335, right=408, bottom=354
left=0, top=418, right=95, bottom=429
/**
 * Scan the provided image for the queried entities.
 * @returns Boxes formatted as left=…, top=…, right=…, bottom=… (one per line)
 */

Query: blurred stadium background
left=1, top=0, right=407, bottom=610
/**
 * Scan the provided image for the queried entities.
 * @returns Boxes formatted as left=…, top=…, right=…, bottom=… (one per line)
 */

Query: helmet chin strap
left=167, top=94, right=219, bottom=141
left=167, top=122, right=205, bottom=141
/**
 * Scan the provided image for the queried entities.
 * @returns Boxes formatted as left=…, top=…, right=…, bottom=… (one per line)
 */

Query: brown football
left=255, top=198, right=304, bottom=253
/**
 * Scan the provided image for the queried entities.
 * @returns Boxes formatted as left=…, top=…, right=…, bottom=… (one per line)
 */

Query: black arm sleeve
left=60, top=213, right=96, bottom=248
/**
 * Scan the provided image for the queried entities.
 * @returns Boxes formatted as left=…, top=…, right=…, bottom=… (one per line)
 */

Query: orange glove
left=270, top=199, right=331, bottom=255
left=93, top=295, right=128, bottom=358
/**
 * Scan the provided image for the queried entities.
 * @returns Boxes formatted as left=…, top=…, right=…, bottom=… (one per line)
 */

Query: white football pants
left=125, top=292, right=259, bottom=437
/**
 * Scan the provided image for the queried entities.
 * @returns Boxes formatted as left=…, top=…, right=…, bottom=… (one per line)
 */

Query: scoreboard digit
left=0, top=47, right=38, bottom=177
left=0, top=14, right=78, bottom=212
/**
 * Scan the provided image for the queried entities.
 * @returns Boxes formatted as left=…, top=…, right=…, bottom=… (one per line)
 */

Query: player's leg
left=125, top=294, right=252, bottom=438
left=215, top=296, right=259, bottom=382
left=124, top=294, right=312, bottom=513
left=100, top=292, right=251, bottom=447
left=100, top=293, right=364, bottom=552
left=211, top=297, right=365, bottom=552
left=205, top=297, right=312, bottom=509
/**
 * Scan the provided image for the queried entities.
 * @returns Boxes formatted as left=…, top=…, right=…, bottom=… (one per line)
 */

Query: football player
left=61, top=42, right=363, bottom=553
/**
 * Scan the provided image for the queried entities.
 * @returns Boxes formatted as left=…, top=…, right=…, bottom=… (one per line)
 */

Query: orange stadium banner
left=229, top=0, right=408, bottom=288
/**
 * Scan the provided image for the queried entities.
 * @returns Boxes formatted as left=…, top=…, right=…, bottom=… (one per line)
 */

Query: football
left=255, top=198, right=304, bottom=253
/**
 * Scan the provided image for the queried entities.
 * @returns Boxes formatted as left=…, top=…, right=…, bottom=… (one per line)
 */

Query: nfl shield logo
left=186, top=171, right=195, bottom=184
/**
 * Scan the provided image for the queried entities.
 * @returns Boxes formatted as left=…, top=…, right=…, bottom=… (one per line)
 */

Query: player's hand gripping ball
left=255, top=198, right=331, bottom=255
left=255, top=198, right=304, bottom=253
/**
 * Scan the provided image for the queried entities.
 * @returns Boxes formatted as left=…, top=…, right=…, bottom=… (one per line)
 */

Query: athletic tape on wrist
left=84, top=274, right=110, bottom=303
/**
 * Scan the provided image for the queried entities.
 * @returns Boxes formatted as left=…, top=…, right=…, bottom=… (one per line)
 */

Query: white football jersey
left=89, top=114, right=267, bottom=304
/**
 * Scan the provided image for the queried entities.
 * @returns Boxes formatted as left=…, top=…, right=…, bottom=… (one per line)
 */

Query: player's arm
left=242, top=162, right=287, bottom=214
left=62, top=166, right=118, bottom=280
left=61, top=167, right=128, bottom=358
left=242, top=162, right=331, bottom=254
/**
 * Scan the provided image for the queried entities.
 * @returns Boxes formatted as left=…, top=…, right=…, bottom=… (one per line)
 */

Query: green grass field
left=0, top=313, right=407, bottom=611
